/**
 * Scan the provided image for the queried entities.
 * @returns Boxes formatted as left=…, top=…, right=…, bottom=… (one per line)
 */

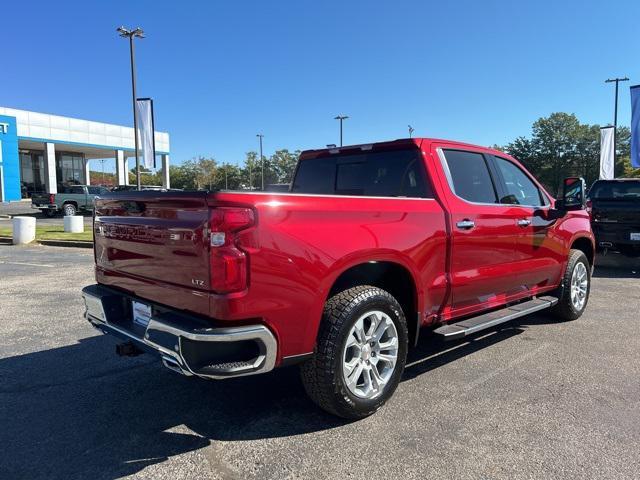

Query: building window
left=19, top=150, right=45, bottom=198
left=56, top=152, right=85, bottom=189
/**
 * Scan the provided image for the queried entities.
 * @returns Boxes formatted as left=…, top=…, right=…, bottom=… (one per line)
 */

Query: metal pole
left=128, top=35, right=141, bottom=190
left=257, top=134, right=264, bottom=190
left=334, top=115, right=348, bottom=147
left=605, top=77, right=629, bottom=166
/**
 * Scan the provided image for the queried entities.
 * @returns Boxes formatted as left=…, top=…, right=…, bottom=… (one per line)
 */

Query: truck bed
left=93, top=189, right=448, bottom=358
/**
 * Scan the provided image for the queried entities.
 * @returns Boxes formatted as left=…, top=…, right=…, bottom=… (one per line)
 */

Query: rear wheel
left=300, top=286, right=408, bottom=419
left=63, top=203, right=77, bottom=216
left=43, top=209, right=56, bottom=218
left=551, top=249, right=591, bottom=321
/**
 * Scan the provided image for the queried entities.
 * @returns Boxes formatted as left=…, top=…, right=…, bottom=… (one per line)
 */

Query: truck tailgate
left=94, top=191, right=210, bottom=291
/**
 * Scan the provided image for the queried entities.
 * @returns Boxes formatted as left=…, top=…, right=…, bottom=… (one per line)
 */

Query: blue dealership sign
left=0, top=115, right=20, bottom=201
left=630, top=86, right=640, bottom=169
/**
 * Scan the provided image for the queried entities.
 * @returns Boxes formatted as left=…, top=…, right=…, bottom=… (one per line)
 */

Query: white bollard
left=12, top=216, right=36, bottom=245
left=64, top=215, right=84, bottom=233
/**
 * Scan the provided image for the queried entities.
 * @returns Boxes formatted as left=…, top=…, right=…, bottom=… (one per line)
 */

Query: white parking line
left=0, top=260, right=56, bottom=268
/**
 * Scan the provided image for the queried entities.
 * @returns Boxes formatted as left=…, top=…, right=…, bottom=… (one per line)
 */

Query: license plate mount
left=132, top=300, right=153, bottom=328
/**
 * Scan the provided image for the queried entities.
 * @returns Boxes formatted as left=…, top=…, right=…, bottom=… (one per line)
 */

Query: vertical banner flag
left=631, top=85, right=640, bottom=168
left=135, top=98, right=156, bottom=168
left=599, top=126, right=615, bottom=180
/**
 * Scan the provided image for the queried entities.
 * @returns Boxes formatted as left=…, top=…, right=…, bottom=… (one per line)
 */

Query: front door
left=490, top=155, right=564, bottom=291
left=434, top=146, right=523, bottom=318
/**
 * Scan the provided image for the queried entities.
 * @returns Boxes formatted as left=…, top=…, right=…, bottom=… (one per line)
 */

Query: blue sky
left=3, top=0, right=639, bottom=169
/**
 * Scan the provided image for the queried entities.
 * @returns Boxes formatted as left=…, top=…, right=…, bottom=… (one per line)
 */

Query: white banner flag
left=135, top=98, right=156, bottom=169
left=599, top=126, right=615, bottom=180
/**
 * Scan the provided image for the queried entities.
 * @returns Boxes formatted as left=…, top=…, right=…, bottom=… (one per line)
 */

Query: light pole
left=408, top=125, right=415, bottom=138
left=224, top=164, right=228, bottom=190
left=257, top=134, right=264, bottom=190
left=605, top=76, right=629, bottom=164
left=117, top=26, right=145, bottom=190
left=334, top=115, right=349, bottom=147
left=100, top=159, right=106, bottom=185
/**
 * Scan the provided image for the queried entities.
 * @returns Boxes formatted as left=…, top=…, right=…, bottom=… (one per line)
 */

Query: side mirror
left=556, top=177, right=586, bottom=211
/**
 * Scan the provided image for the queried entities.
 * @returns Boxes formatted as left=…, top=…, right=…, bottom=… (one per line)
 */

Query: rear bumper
left=81, top=284, right=277, bottom=379
left=32, top=204, right=57, bottom=210
left=593, top=223, right=640, bottom=246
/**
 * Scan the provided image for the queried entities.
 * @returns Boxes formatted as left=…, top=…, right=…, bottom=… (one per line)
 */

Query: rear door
left=434, top=146, right=522, bottom=316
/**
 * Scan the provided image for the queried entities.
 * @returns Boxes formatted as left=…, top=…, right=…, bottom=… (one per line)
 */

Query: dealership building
left=0, top=106, right=170, bottom=202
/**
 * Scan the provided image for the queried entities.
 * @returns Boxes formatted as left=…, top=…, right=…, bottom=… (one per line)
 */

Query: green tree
left=269, top=149, right=299, bottom=184
left=500, top=112, right=639, bottom=193
left=240, top=151, right=260, bottom=190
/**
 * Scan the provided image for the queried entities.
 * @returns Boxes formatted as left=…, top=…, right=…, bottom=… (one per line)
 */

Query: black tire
left=300, top=285, right=408, bottom=419
left=551, top=249, right=591, bottom=321
left=63, top=203, right=77, bottom=216
left=44, top=209, right=56, bottom=218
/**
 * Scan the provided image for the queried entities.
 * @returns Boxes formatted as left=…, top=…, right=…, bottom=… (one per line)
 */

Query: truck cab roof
left=299, top=138, right=509, bottom=161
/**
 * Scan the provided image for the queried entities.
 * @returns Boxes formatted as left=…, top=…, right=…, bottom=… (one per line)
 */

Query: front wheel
left=300, top=286, right=408, bottom=419
left=551, top=249, right=591, bottom=321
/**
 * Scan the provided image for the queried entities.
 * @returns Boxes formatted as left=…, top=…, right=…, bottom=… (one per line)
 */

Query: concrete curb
left=39, top=240, right=93, bottom=249
left=0, top=236, right=93, bottom=249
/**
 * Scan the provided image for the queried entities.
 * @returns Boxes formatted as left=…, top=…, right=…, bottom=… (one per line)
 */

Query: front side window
left=493, top=157, right=545, bottom=206
left=443, top=150, right=497, bottom=203
left=292, top=150, right=432, bottom=198
left=87, top=186, right=107, bottom=195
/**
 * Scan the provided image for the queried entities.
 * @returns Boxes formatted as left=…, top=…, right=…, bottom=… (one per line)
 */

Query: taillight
left=209, top=207, right=255, bottom=293
left=49, top=194, right=55, bottom=204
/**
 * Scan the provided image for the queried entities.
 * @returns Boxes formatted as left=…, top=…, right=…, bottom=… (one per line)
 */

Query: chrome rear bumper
left=81, top=284, right=277, bottom=379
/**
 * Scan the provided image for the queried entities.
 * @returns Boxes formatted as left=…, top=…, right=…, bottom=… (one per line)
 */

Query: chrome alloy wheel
left=570, top=262, right=588, bottom=311
left=342, top=310, right=399, bottom=399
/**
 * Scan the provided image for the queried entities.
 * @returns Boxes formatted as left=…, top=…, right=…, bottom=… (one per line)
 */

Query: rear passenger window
left=292, top=150, right=432, bottom=198
left=443, top=150, right=497, bottom=203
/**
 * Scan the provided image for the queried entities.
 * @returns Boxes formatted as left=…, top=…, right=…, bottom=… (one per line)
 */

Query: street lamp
left=334, top=115, right=349, bottom=147
left=257, top=133, right=264, bottom=190
left=117, top=26, right=145, bottom=190
left=605, top=76, right=629, bottom=164
left=99, top=159, right=106, bottom=185
left=408, top=125, right=415, bottom=138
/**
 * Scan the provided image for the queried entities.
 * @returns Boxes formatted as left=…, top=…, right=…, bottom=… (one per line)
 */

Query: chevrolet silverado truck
left=587, top=178, right=640, bottom=256
left=32, top=185, right=109, bottom=217
left=82, top=138, right=594, bottom=419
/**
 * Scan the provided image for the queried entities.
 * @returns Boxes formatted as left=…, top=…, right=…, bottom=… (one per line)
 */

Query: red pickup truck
left=82, top=138, right=594, bottom=419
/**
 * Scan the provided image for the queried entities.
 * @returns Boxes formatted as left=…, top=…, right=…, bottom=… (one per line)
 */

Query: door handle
left=456, top=219, right=475, bottom=230
left=517, top=219, right=531, bottom=227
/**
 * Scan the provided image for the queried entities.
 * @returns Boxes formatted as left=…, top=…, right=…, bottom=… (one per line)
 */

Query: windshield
left=589, top=181, right=640, bottom=200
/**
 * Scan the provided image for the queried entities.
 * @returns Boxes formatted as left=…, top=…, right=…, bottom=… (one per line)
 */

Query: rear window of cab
left=292, top=149, right=433, bottom=198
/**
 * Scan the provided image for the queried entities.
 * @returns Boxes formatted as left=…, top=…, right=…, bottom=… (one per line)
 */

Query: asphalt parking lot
left=1, top=245, right=639, bottom=480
